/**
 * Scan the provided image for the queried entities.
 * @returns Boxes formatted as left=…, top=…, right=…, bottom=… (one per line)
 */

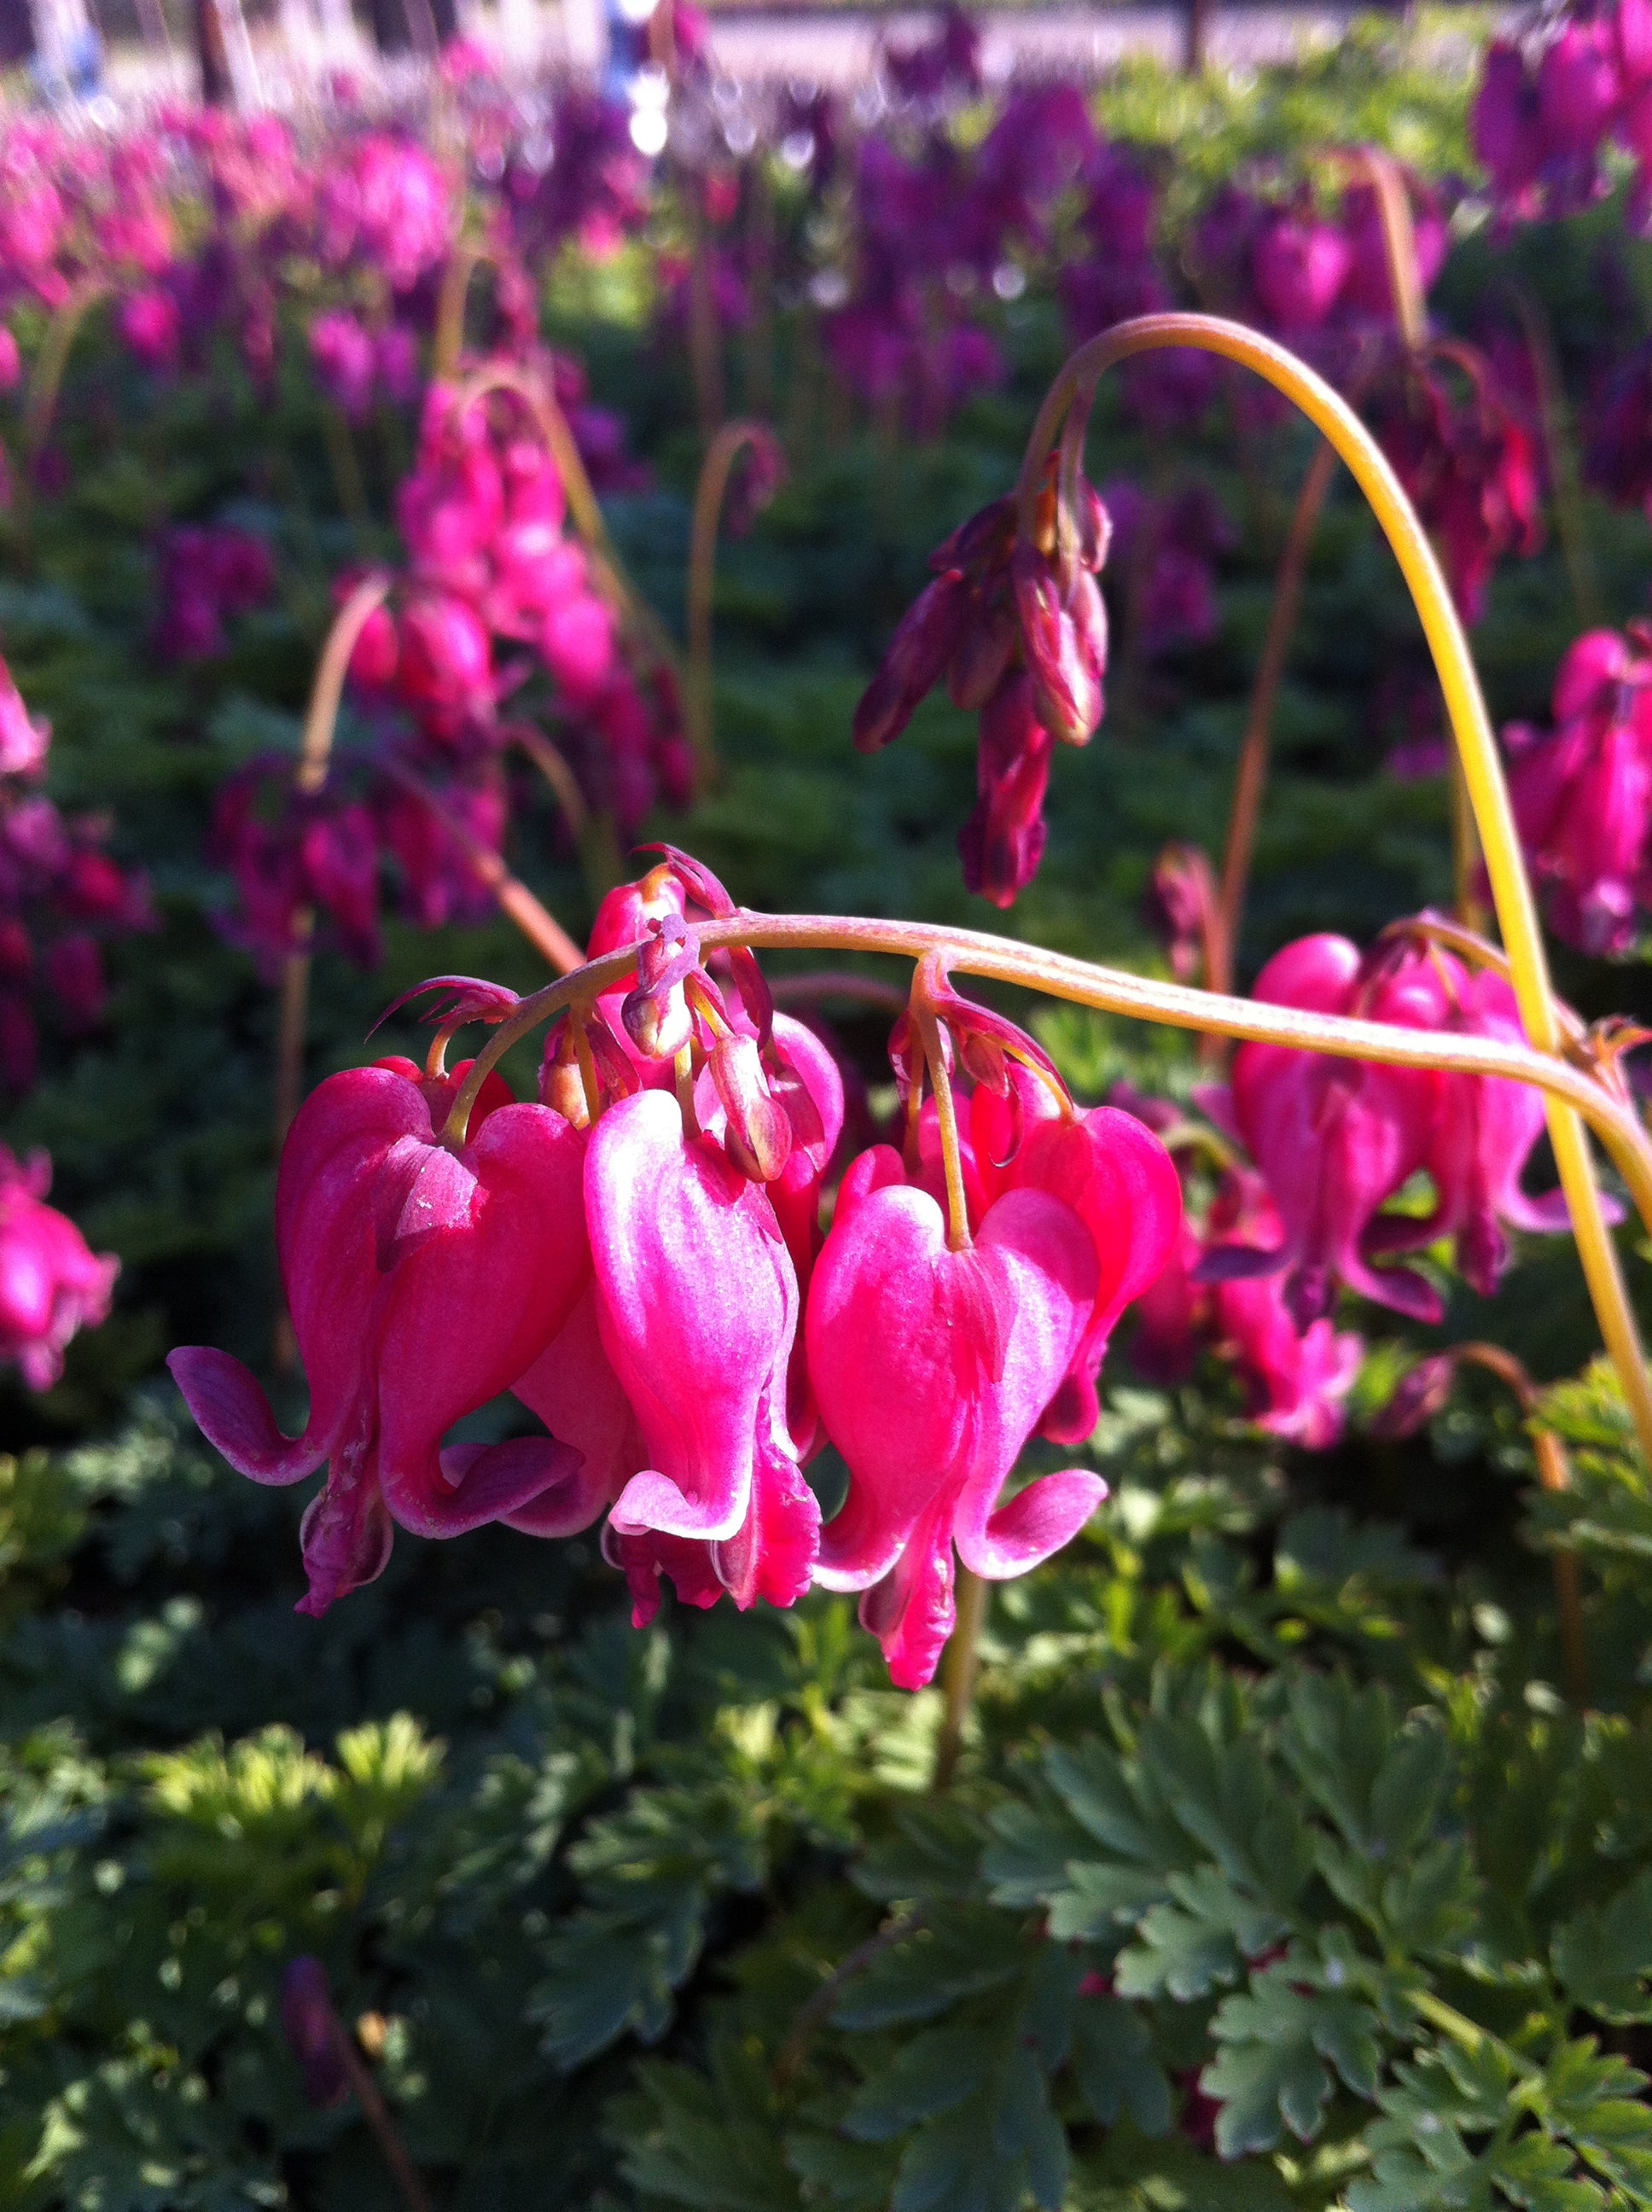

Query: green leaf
left=1070, top=1994, right=1173, bottom=2136
left=1201, top=1968, right=1382, bottom=2156
left=841, top=2027, right=989, bottom=2141
left=1114, top=1867, right=1288, bottom=2001
left=1552, top=1870, right=1652, bottom=2023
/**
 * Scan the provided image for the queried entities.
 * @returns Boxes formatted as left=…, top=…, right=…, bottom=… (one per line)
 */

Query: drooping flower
left=279, top=1959, right=348, bottom=2109
left=1206, top=926, right=1574, bottom=1324
left=169, top=1058, right=590, bottom=1614
left=585, top=1088, right=819, bottom=1622
left=806, top=1150, right=1102, bottom=1688
left=971, top=1080, right=1184, bottom=1445
left=855, top=467, right=1110, bottom=905
left=1504, top=625, right=1652, bottom=956
left=0, top=1145, right=118, bottom=1391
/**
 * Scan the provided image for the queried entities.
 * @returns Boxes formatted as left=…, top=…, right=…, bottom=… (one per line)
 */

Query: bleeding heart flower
left=0, top=1144, right=118, bottom=1391
left=1206, top=934, right=1446, bottom=1324
left=169, top=1059, right=590, bottom=1614
left=972, top=1095, right=1183, bottom=1444
left=806, top=1155, right=1101, bottom=1688
left=585, top=1089, right=818, bottom=1621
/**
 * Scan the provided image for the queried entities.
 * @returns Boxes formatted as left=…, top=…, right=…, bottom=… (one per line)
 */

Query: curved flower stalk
left=1010, top=311, right=1652, bottom=1468
left=685, top=421, right=786, bottom=786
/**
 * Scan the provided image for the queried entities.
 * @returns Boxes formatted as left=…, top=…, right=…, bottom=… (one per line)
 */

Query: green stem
left=934, top=1568, right=989, bottom=1788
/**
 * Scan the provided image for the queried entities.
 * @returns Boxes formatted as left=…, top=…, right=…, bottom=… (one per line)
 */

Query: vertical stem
left=1183, top=0, right=1210, bottom=73
left=685, top=194, right=725, bottom=440
left=745, top=164, right=777, bottom=417
left=1213, top=438, right=1339, bottom=998
left=333, top=2032, right=433, bottom=2212
left=934, top=1567, right=989, bottom=1788
left=321, top=405, right=371, bottom=534
left=1508, top=283, right=1598, bottom=629
left=1533, top=1427, right=1588, bottom=1706
left=433, top=242, right=490, bottom=381
left=271, top=573, right=393, bottom=1365
left=686, top=422, right=765, bottom=788
left=1456, top=1342, right=1587, bottom=1704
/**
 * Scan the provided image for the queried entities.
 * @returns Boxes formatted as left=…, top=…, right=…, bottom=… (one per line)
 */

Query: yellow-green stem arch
left=1015, top=312, right=1652, bottom=1468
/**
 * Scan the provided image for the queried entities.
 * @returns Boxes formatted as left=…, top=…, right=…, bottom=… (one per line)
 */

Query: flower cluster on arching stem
left=168, top=847, right=1182, bottom=1691
left=854, top=451, right=1111, bottom=910
left=211, top=378, right=686, bottom=979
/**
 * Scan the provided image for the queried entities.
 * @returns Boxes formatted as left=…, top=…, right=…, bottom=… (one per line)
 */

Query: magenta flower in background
left=1504, top=624, right=1652, bottom=954
left=1370, top=351, right=1541, bottom=623
left=153, top=526, right=276, bottom=664
left=118, top=288, right=183, bottom=374
left=1206, top=927, right=1573, bottom=1326
left=0, top=1145, right=118, bottom=1392
left=308, top=309, right=376, bottom=422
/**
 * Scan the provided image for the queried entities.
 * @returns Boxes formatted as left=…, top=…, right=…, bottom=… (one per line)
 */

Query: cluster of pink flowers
left=0, top=1144, right=118, bottom=1393
left=169, top=849, right=1182, bottom=1690
left=1127, top=1141, right=1365, bottom=1451
left=1365, top=348, right=1542, bottom=624
left=1504, top=623, right=1652, bottom=956
left=307, top=311, right=421, bottom=424
left=1473, top=0, right=1652, bottom=224
left=212, top=380, right=681, bottom=976
left=152, top=526, right=277, bottom=665
left=822, top=66, right=1096, bottom=431
left=0, top=657, right=152, bottom=1095
left=210, top=750, right=505, bottom=981
left=1193, top=177, right=1448, bottom=363
left=855, top=468, right=1110, bottom=908
left=1120, top=918, right=1579, bottom=1446
left=362, top=380, right=688, bottom=814
left=1204, top=927, right=1573, bottom=1325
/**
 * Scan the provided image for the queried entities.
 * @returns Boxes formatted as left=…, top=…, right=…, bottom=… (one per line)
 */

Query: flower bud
left=710, top=1032, right=794, bottom=1182
left=946, top=589, right=1018, bottom=713
left=621, top=914, right=697, bottom=1061
left=1010, top=544, right=1105, bottom=748
left=852, top=570, right=968, bottom=753
left=1143, top=842, right=1218, bottom=981
left=1368, top=1353, right=1457, bottom=1441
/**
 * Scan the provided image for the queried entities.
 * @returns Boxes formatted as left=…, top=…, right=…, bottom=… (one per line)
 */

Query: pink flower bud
left=852, top=570, right=969, bottom=753
left=958, top=670, right=1053, bottom=909
left=1009, top=543, right=1105, bottom=747
left=280, top=1958, right=348, bottom=2108
left=708, top=1031, right=794, bottom=1183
